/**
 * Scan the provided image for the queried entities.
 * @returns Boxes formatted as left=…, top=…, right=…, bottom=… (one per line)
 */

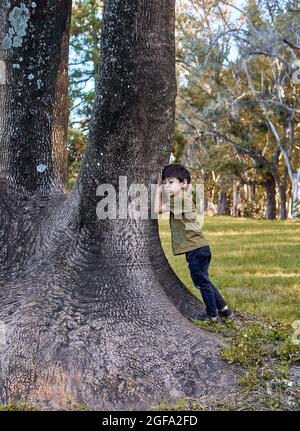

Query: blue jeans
left=186, top=245, right=227, bottom=317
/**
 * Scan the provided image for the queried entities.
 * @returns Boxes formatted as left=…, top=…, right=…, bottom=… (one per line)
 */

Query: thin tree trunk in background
left=248, top=180, right=256, bottom=215
left=218, top=190, right=228, bottom=215
left=279, top=185, right=287, bottom=220
left=231, top=178, right=240, bottom=217
left=218, top=178, right=228, bottom=215
left=279, top=171, right=287, bottom=220
left=264, top=173, right=276, bottom=220
left=273, top=167, right=287, bottom=220
left=238, top=184, right=247, bottom=217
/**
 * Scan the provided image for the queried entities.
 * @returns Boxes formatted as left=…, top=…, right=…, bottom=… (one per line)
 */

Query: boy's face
left=162, top=177, right=188, bottom=196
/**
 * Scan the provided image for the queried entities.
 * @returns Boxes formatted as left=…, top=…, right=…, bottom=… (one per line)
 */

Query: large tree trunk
left=0, top=0, right=237, bottom=410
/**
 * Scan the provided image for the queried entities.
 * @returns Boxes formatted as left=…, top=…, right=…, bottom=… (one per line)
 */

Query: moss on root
left=193, top=314, right=300, bottom=410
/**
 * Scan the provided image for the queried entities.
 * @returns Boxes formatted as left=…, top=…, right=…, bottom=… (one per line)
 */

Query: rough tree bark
left=0, top=0, right=237, bottom=410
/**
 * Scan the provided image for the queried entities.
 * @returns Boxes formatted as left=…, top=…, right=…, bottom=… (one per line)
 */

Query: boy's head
left=161, top=164, right=191, bottom=196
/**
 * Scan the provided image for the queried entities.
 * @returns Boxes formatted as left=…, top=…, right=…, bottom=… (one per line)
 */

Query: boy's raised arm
left=153, top=174, right=170, bottom=214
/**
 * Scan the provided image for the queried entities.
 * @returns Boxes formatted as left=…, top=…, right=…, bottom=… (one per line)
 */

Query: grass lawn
left=159, top=215, right=300, bottom=323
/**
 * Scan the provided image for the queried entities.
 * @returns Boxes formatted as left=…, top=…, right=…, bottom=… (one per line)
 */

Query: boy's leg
left=210, top=283, right=227, bottom=311
left=205, top=248, right=228, bottom=311
left=186, top=246, right=218, bottom=318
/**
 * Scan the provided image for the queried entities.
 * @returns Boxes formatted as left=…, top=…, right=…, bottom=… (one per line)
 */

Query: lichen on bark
left=2, top=2, right=31, bottom=49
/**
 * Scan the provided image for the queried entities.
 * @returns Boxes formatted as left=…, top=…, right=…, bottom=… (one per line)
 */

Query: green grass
left=193, top=318, right=300, bottom=410
left=0, top=396, right=88, bottom=412
left=159, top=215, right=300, bottom=323
left=0, top=401, right=37, bottom=411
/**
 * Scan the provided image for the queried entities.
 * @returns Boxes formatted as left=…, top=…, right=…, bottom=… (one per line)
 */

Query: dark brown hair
left=161, top=163, right=191, bottom=184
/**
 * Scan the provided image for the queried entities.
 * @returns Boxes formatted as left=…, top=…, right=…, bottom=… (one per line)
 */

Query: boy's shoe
left=190, top=313, right=220, bottom=323
left=218, top=308, right=233, bottom=319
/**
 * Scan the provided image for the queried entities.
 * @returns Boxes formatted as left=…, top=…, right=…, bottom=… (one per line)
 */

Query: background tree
left=174, top=0, right=300, bottom=219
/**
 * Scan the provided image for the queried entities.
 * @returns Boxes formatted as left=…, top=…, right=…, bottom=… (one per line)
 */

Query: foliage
left=175, top=0, right=300, bottom=219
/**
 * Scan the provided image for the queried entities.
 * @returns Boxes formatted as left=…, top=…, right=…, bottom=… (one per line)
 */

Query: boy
left=154, top=163, right=232, bottom=323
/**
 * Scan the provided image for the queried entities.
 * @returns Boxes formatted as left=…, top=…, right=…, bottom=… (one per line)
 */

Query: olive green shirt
left=168, top=190, right=209, bottom=255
